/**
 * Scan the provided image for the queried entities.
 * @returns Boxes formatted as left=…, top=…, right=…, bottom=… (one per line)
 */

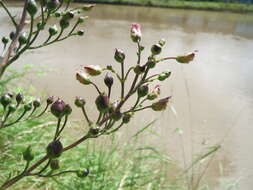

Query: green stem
left=57, top=115, right=68, bottom=137
left=120, top=61, right=125, bottom=99
left=91, top=82, right=101, bottom=94
left=0, top=1, right=17, bottom=27
left=81, top=106, right=91, bottom=126
left=54, top=118, right=62, bottom=140
left=3, top=110, right=27, bottom=128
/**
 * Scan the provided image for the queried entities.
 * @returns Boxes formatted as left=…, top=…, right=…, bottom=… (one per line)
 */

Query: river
left=0, top=2, right=253, bottom=189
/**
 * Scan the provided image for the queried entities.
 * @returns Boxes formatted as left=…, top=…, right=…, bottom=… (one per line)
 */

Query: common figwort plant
left=0, top=0, right=94, bottom=79
left=0, top=4, right=196, bottom=189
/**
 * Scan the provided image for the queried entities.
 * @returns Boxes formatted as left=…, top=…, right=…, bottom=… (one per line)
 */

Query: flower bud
left=7, top=92, right=13, bottom=98
left=151, top=44, right=162, bottom=55
left=130, top=23, right=141, bottom=43
left=111, top=110, right=122, bottom=121
left=50, top=159, right=60, bottom=170
left=49, top=25, right=58, bottom=36
left=54, top=12, right=61, bottom=17
left=84, top=65, right=102, bottom=76
left=104, top=73, right=113, bottom=88
left=134, top=65, right=145, bottom=75
left=77, top=16, right=87, bottom=24
left=47, top=96, right=54, bottom=105
left=59, top=19, right=70, bottom=29
left=1, top=37, right=9, bottom=44
left=46, top=139, right=63, bottom=159
left=63, top=11, right=74, bottom=21
left=63, top=104, right=72, bottom=115
left=37, top=21, right=44, bottom=30
left=9, top=31, right=15, bottom=40
left=50, top=99, right=66, bottom=118
left=147, top=85, right=160, bottom=100
left=89, top=126, right=99, bottom=135
left=82, top=4, right=95, bottom=11
left=146, top=57, right=156, bottom=69
left=95, top=93, right=109, bottom=113
left=158, top=71, right=171, bottom=81
left=0, top=94, right=12, bottom=108
left=27, top=0, right=38, bottom=17
left=76, top=168, right=89, bottom=178
left=16, top=93, right=24, bottom=104
left=33, top=98, right=41, bottom=108
left=114, top=48, right=125, bottom=63
left=151, top=96, right=171, bottom=111
left=77, top=30, right=84, bottom=36
left=8, top=104, right=16, bottom=113
left=122, top=112, right=132, bottom=124
left=75, top=96, right=86, bottom=107
left=158, top=38, right=166, bottom=47
left=76, top=71, right=91, bottom=85
left=23, top=146, right=34, bottom=161
left=176, top=52, right=196, bottom=64
left=46, top=0, right=60, bottom=12
left=24, top=102, right=33, bottom=112
left=137, top=84, right=149, bottom=98
left=18, top=33, right=27, bottom=45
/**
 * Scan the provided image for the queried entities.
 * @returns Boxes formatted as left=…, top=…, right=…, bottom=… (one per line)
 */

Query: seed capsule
left=18, top=33, right=27, bottom=45
left=104, top=73, right=113, bottom=88
left=46, top=139, right=63, bottom=159
left=8, top=104, right=16, bottom=113
left=59, top=19, right=70, bottom=29
left=27, top=0, right=38, bottom=17
left=23, top=146, right=34, bottom=161
left=74, top=96, right=86, bottom=108
left=46, top=0, right=60, bottom=12
left=137, top=84, right=149, bottom=98
left=50, top=99, right=66, bottom=118
left=122, top=112, right=133, bottom=124
left=151, top=44, right=162, bottom=55
left=134, top=65, right=145, bottom=74
left=114, top=48, right=125, bottom=63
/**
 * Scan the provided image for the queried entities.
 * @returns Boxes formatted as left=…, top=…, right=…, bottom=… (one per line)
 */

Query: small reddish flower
left=147, top=85, right=161, bottom=100
left=130, top=23, right=142, bottom=42
left=84, top=65, right=102, bottom=76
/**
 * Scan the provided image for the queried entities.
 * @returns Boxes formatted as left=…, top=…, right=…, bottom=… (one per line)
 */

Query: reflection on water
left=1, top=2, right=253, bottom=189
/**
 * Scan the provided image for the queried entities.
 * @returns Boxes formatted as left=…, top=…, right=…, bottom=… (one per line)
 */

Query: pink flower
left=130, top=23, right=142, bottom=42
left=147, top=85, right=161, bottom=100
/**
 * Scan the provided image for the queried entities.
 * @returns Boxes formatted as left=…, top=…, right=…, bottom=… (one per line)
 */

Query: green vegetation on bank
left=76, top=0, right=253, bottom=13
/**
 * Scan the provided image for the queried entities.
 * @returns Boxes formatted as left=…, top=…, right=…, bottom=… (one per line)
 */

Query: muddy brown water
left=1, top=2, right=253, bottom=189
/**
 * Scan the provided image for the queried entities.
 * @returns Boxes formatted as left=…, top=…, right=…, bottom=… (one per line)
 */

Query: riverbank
left=75, top=0, right=253, bottom=13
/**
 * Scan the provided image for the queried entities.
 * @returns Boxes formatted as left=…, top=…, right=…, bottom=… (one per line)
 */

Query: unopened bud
left=49, top=25, right=58, bottom=36
left=63, top=104, right=72, bottom=115
left=8, top=104, right=16, bottom=113
left=122, top=112, right=132, bottom=124
left=54, top=12, right=61, bottom=17
left=77, top=30, right=84, bottom=36
left=2, top=37, right=9, bottom=44
left=130, top=23, right=141, bottom=43
left=46, top=0, right=60, bottom=12
left=137, top=84, right=149, bottom=98
left=95, top=93, right=109, bottom=113
left=50, top=159, right=60, bottom=170
left=176, top=52, right=196, bottom=64
left=158, top=39, right=166, bottom=47
left=63, top=11, right=74, bottom=21
left=158, top=71, right=171, bottom=81
left=23, top=146, right=34, bottom=161
left=134, top=65, right=145, bottom=74
left=151, top=44, right=162, bottom=55
left=114, top=48, right=125, bottom=63
left=18, top=33, right=27, bottom=45
left=151, top=96, right=171, bottom=111
left=27, top=0, right=38, bottom=17
left=46, top=139, right=63, bottom=159
left=50, top=99, right=66, bottom=118
left=9, top=31, right=15, bottom=40
left=147, top=85, right=160, bottom=100
left=89, top=126, right=99, bottom=135
left=16, top=93, right=24, bottom=104
left=146, top=57, right=156, bottom=69
left=24, top=102, right=33, bottom=112
left=77, top=16, right=87, bottom=24
left=76, top=71, right=91, bottom=85
left=33, top=98, right=41, bottom=108
left=76, top=168, right=89, bottom=178
left=84, top=65, right=102, bottom=76
left=37, top=21, right=44, bottom=30
left=75, top=96, right=86, bottom=107
left=111, top=110, right=122, bottom=121
left=104, top=73, right=113, bottom=88
left=82, top=4, right=95, bottom=11
left=0, top=94, right=12, bottom=108
left=47, top=96, right=54, bottom=105
left=59, top=19, right=70, bottom=29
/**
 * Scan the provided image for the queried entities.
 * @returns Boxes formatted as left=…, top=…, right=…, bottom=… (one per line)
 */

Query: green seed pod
left=33, top=98, right=41, bottom=108
left=77, top=16, right=86, bottom=24
left=76, top=168, right=89, bottom=178
left=0, top=94, right=12, bottom=108
left=151, top=44, right=162, bottom=55
left=59, top=19, right=70, bottom=29
left=77, top=30, right=84, bottom=36
left=1, top=37, right=9, bottom=44
left=23, top=146, right=34, bottom=161
left=95, top=93, right=109, bottom=113
left=158, top=71, right=171, bottom=81
left=114, top=48, right=125, bottom=63
left=8, top=104, right=16, bottom=113
left=9, top=31, right=15, bottom=40
left=63, top=104, right=72, bottom=115
left=46, top=139, right=63, bottom=159
left=122, top=112, right=133, bottom=124
left=24, top=102, right=33, bottom=112
left=74, top=96, right=86, bottom=108
left=18, top=33, right=27, bottom=45
left=137, top=84, right=149, bottom=98
left=27, top=0, right=38, bottom=17
left=46, top=0, right=60, bottom=12
left=104, top=73, right=113, bottom=88
left=134, top=65, right=145, bottom=75
left=37, top=21, right=44, bottom=30
left=158, top=38, right=166, bottom=47
left=50, top=159, right=60, bottom=170
left=111, top=110, right=122, bottom=121
left=49, top=25, right=58, bottom=36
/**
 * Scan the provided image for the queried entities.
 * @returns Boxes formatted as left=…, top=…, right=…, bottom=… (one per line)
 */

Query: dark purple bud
left=33, top=98, right=41, bottom=108
left=95, top=93, right=109, bottom=113
left=104, top=73, right=113, bottom=88
left=75, top=96, right=86, bottom=108
left=47, top=96, right=54, bottom=105
left=2, top=37, right=9, bottom=44
left=50, top=99, right=66, bottom=118
left=9, top=31, right=15, bottom=40
left=16, top=93, right=24, bottom=104
left=46, top=139, right=63, bottom=159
